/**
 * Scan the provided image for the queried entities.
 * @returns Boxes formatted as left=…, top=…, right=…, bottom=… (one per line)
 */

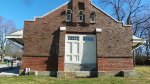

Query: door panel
left=65, top=34, right=96, bottom=64
left=73, top=42, right=79, bottom=54
left=66, top=55, right=72, bottom=61
left=66, top=42, right=72, bottom=54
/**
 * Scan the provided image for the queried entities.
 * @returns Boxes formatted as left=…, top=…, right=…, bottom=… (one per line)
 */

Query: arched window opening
left=78, top=10, right=84, bottom=22
left=90, top=12, right=96, bottom=22
left=66, top=9, right=72, bottom=22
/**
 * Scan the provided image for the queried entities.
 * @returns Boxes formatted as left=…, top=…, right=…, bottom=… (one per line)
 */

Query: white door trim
left=65, top=34, right=96, bottom=64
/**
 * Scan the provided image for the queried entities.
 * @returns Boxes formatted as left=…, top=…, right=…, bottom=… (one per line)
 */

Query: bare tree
left=0, top=16, right=16, bottom=62
left=133, top=13, right=150, bottom=35
left=5, top=40, right=23, bottom=60
left=99, top=0, right=150, bottom=65
left=98, top=0, right=150, bottom=25
left=133, top=14, right=150, bottom=65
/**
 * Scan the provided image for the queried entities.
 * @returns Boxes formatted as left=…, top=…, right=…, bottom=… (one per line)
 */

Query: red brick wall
left=22, top=0, right=133, bottom=72
left=58, top=57, right=64, bottom=71
left=97, top=57, right=134, bottom=71
left=21, top=56, right=48, bottom=71
left=24, top=0, right=132, bottom=56
left=21, top=56, right=58, bottom=71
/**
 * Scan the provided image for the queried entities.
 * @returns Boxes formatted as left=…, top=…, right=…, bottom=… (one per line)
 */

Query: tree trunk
left=1, top=50, right=5, bottom=63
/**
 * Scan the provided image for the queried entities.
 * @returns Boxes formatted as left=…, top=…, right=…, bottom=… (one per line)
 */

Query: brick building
left=6, top=0, right=146, bottom=77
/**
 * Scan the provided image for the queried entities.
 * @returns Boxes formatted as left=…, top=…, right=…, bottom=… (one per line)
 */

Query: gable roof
left=25, top=0, right=132, bottom=27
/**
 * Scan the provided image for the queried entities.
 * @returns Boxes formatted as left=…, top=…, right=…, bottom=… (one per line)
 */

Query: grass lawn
left=0, top=62, right=5, bottom=64
left=0, top=66, right=149, bottom=84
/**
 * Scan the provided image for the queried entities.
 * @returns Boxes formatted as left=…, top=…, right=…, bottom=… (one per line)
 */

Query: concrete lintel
left=96, top=28, right=102, bottom=33
left=60, top=27, right=66, bottom=31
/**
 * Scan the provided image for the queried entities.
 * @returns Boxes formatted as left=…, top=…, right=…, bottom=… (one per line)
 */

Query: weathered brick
left=97, top=58, right=134, bottom=71
left=22, top=0, right=133, bottom=73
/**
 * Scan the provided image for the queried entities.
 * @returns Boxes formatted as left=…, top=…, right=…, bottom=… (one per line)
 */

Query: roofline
left=132, top=44, right=144, bottom=50
left=7, top=30, right=23, bottom=35
left=6, top=35, right=23, bottom=39
left=24, top=0, right=132, bottom=27
left=41, top=1, right=70, bottom=18
left=24, top=1, right=70, bottom=22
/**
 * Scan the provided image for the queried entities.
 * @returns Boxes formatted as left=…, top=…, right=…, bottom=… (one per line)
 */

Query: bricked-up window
left=66, top=9, right=72, bottom=22
left=78, top=2, right=85, bottom=10
left=78, top=10, right=84, bottom=22
left=90, top=12, right=96, bottom=22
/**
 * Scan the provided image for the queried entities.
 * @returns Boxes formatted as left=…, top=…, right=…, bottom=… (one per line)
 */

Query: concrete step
left=0, top=73, right=19, bottom=76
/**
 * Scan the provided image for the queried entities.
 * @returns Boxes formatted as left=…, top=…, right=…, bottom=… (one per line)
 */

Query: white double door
left=65, top=34, right=96, bottom=64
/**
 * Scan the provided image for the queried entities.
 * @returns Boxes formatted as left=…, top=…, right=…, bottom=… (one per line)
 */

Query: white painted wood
left=60, top=27, right=66, bottom=31
left=96, top=28, right=102, bottom=32
left=65, top=34, right=96, bottom=64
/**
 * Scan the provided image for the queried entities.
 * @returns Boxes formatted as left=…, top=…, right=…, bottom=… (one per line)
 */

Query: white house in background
left=6, top=30, right=23, bottom=45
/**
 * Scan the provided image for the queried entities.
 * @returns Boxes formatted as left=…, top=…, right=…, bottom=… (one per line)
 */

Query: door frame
left=65, top=34, right=96, bottom=64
